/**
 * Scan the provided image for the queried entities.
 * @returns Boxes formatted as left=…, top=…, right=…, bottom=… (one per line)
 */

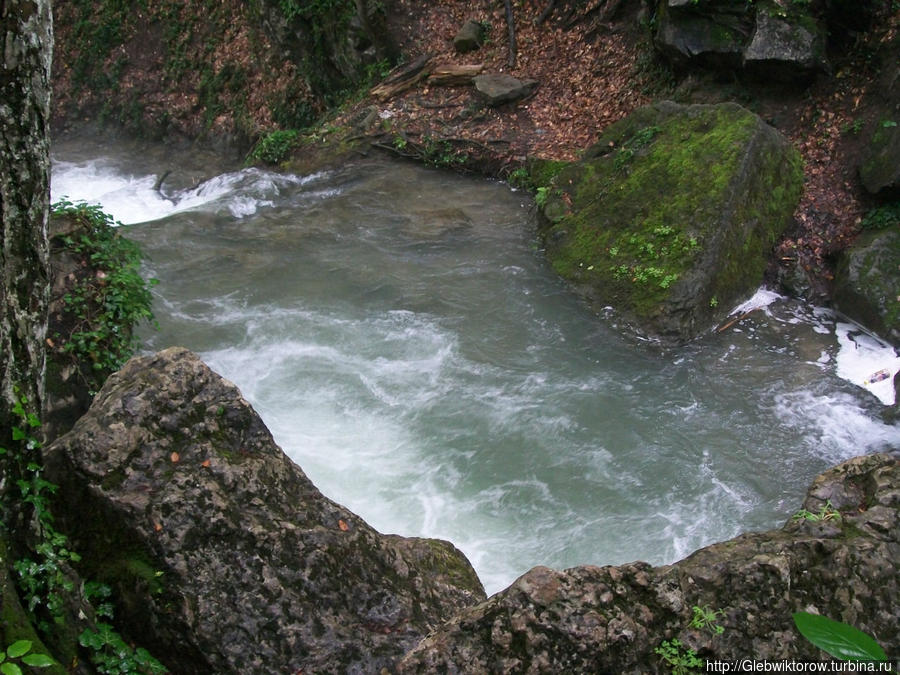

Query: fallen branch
left=716, top=308, right=758, bottom=333
left=427, top=63, right=484, bottom=86
left=371, top=54, right=434, bottom=101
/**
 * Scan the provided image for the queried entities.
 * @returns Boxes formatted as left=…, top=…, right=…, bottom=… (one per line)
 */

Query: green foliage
left=860, top=202, right=900, bottom=231
left=655, top=639, right=704, bottom=675
left=79, top=623, right=167, bottom=674
left=792, top=612, right=887, bottom=661
left=690, top=605, right=725, bottom=635
left=421, top=136, right=467, bottom=169
left=248, top=129, right=300, bottom=164
left=535, top=186, right=551, bottom=208
left=51, top=200, right=156, bottom=393
left=0, top=640, right=56, bottom=674
left=2, top=400, right=168, bottom=673
left=792, top=499, right=841, bottom=523
left=614, top=125, right=661, bottom=171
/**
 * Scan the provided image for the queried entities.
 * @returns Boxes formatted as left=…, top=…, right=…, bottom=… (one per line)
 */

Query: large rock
left=398, top=454, right=900, bottom=672
left=743, top=10, right=827, bottom=81
left=833, top=228, right=900, bottom=346
left=44, top=348, right=485, bottom=674
left=534, top=101, right=803, bottom=342
left=655, top=0, right=827, bottom=81
left=860, top=121, right=900, bottom=197
left=454, top=19, right=485, bottom=53
left=474, top=74, right=538, bottom=106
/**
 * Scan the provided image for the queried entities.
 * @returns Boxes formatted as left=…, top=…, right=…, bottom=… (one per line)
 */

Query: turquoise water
left=53, top=137, right=900, bottom=595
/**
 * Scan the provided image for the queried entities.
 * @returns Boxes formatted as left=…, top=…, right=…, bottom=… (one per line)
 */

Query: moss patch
left=538, top=102, right=802, bottom=339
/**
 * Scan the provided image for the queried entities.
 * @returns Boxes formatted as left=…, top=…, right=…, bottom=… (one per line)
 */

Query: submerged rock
left=45, top=347, right=485, bottom=674
left=534, top=101, right=802, bottom=343
left=398, top=453, right=900, bottom=672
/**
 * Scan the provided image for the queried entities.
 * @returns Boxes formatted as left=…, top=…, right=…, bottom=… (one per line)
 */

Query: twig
left=716, top=309, right=757, bottom=333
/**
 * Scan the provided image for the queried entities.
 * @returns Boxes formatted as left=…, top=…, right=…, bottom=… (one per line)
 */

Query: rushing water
left=52, top=136, right=900, bottom=595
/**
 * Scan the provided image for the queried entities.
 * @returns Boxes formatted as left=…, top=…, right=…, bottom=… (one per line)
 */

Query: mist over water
left=52, top=136, right=900, bottom=595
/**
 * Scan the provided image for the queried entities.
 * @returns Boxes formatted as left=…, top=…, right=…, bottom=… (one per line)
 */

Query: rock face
left=655, top=0, right=827, bottom=81
left=474, top=74, right=538, bottom=106
left=45, top=348, right=485, bottom=675
left=534, top=101, right=802, bottom=343
left=398, top=453, right=900, bottom=672
left=833, top=228, right=900, bottom=346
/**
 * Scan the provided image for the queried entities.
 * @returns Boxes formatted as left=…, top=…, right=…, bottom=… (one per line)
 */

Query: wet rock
left=474, top=73, right=538, bottom=107
left=833, top=228, right=900, bottom=346
left=398, top=454, right=900, bottom=672
left=860, top=121, right=900, bottom=196
left=44, top=348, right=485, bottom=674
left=454, top=19, right=485, bottom=54
left=534, top=101, right=802, bottom=343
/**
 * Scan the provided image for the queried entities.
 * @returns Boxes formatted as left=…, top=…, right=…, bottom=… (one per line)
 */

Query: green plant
left=248, top=129, right=300, bottom=164
left=79, top=624, right=168, bottom=675
left=51, top=200, right=157, bottom=393
left=655, top=639, right=704, bottom=675
left=535, top=186, right=551, bottom=208
left=881, top=120, right=898, bottom=128
left=709, top=296, right=718, bottom=308
left=0, top=640, right=56, bottom=674
left=793, top=612, right=887, bottom=661
left=792, top=499, right=841, bottom=523
left=690, top=605, right=725, bottom=635
left=860, top=202, right=900, bottom=231
left=507, top=167, right=530, bottom=189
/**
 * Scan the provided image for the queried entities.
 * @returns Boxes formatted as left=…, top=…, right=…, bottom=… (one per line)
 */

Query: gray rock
left=860, top=122, right=900, bottom=196
left=398, top=454, right=900, bottom=672
left=454, top=19, right=484, bottom=54
left=833, top=228, right=900, bottom=346
left=474, top=74, right=538, bottom=107
left=654, top=0, right=753, bottom=69
left=45, top=347, right=485, bottom=674
left=743, top=11, right=827, bottom=80
left=535, top=101, right=803, bottom=343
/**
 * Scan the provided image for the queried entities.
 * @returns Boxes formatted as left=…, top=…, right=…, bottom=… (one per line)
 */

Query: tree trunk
left=0, top=0, right=53, bottom=445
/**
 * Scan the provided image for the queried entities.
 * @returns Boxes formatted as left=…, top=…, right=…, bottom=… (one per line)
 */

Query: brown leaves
left=338, top=519, right=350, bottom=532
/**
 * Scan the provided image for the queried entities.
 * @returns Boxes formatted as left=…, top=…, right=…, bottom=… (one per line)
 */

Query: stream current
left=52, top=136, right=900, bottom=595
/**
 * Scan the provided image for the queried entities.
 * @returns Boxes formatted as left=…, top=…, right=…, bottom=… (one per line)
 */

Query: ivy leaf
left=793, top=612, right=887, bottom=661
left=22, top=653, right=56, bottom=667
left=5, top=641, right=30, bottom=659
left=0, top=662, right=23, bottom=675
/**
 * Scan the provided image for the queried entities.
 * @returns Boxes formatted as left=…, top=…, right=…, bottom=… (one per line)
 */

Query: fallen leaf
left=338, top=519, right=349, bottom=531
left=201, top=459, right=211, bottom=468
left=170, top=452, right=180, bottom=463
left=154, top=522, right=163, bottom=532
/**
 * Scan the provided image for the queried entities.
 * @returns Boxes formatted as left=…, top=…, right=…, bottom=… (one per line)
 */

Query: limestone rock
left=454, top=19, right=484, bottom=54
left=45, top=348, right=485, bottom=674
left=473, top=74, right=538, bottom=107
left=534, top=101, right=802, bottom=343
left=398, top=454, right=900, bottom=672
left=833, top=228, right=900, bottom=346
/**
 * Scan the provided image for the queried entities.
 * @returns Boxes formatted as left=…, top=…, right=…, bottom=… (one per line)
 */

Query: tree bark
left=0, top=0, right=53, bottom=444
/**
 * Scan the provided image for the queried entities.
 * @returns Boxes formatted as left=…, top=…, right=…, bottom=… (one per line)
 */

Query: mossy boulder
left=534, top=101, right=803, bottom=343
left=860, top=121, right=900, bottom=196
left=833, top=228, right=900, bottom=346
left=45, top=348, right=485, bottom=674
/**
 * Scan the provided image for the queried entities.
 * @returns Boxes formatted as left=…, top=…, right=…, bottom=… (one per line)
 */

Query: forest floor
left=327, top=0, right=898, bottom=298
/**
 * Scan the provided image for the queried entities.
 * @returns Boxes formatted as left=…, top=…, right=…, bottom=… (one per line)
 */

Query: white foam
left=52, top=158, right=326, bottom=224
left=729, top=287, right=783, bottom=316
left=835, top=322, right=900, bottom=405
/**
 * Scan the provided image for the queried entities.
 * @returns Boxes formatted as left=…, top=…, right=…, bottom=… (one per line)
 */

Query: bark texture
left=0, top=0, right=53, bottom=438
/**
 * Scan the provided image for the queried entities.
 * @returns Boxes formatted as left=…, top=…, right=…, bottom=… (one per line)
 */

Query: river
left=51, top=135, right=900, bottom=595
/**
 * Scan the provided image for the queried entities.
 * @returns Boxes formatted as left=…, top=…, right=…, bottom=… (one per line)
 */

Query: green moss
left=540, top=103, right=802, bottom=329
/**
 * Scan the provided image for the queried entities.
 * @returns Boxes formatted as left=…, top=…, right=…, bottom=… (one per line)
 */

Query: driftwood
left=428, top=63, right=484, bottom=86
left=716, top=308, right=758, bottom=333
left=371, top=54, right=434, bottom=101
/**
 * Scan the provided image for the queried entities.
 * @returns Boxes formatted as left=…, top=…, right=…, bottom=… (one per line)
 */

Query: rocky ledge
left=45, top=347, right=485, bottom=674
